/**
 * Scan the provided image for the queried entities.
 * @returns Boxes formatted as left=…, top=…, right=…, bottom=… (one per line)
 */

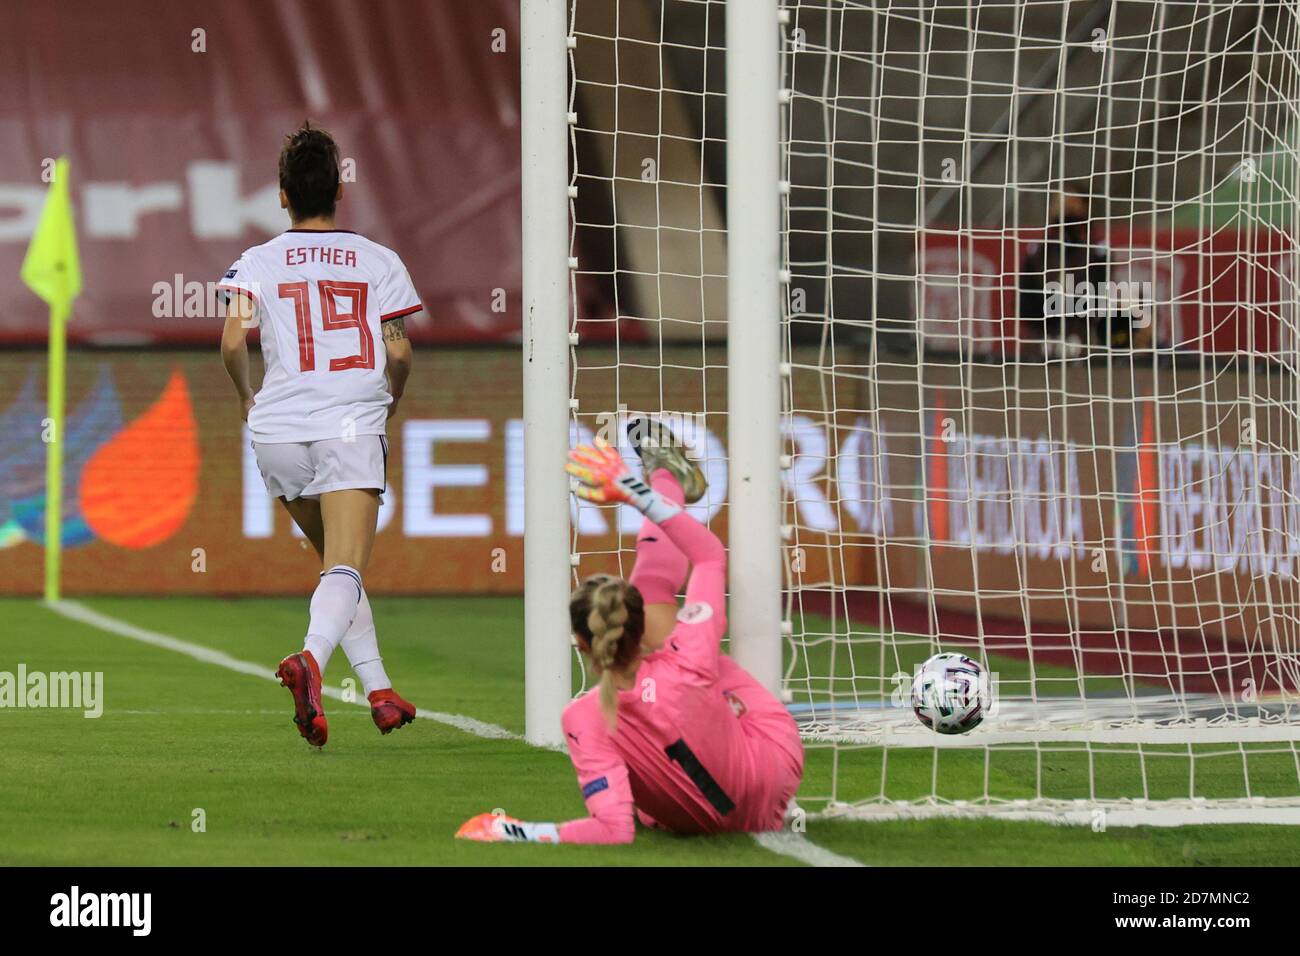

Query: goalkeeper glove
left=455, top=812, right=560, bottom=844
left=566, top=438, right=682, bottom=524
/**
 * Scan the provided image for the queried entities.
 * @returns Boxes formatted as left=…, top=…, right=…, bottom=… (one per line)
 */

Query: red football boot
left=277, top=651, right=328, bottom=747
left=368, top=688, right=416, bottom=735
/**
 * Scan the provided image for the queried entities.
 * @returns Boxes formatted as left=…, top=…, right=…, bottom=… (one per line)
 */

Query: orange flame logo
left=79, top=370, right=199, bottom=549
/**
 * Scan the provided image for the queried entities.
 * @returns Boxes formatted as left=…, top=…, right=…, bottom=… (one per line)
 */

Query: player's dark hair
left=570, top=575, right=645, bottom=730
left=279, top=121, right=340, bottom=220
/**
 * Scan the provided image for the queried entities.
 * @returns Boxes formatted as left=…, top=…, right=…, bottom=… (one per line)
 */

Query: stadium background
left=0, top=0, right=741, bottom=599
left=0, top=0, right=531, bottom=594
left=0, top=0, right=1292, bottom=680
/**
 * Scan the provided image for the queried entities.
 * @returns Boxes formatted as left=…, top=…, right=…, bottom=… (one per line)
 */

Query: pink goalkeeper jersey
left=558, top=512, right=805, bottom=844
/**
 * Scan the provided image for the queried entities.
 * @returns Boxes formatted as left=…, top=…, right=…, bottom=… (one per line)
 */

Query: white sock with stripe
left=340, top=591, right=392, bottom=695
left=303, top=565, right=363, bottom=674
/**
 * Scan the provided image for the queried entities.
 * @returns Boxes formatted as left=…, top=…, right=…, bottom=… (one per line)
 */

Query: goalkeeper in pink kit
left=458, top=420, right=804, bottom=844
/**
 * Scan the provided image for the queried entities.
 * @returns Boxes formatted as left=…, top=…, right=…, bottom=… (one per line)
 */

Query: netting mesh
left=782, top=0, right=1300, bottom=817
left=565, top=0, right=1300, bottom=820
left=567, top=0, right=730, bottom=696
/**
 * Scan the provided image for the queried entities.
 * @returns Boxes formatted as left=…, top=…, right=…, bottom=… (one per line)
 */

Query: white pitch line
left=45, top=599, right=519, bottom=742
left=751, top=831, right=866, bottom=867
left=45, top=598, right=861, bottom=867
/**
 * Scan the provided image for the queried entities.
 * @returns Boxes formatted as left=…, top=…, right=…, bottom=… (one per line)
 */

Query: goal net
left=548, top=0, right=1300, bottom=824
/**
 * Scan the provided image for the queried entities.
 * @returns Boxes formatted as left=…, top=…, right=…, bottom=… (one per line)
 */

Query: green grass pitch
left=2, top=595, right=1299, bottom=866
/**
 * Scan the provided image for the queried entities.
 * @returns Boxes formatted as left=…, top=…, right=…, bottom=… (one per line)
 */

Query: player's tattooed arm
left=383, top=317, right=413, bottom=419
left=383, top=317, right=408, bottom=342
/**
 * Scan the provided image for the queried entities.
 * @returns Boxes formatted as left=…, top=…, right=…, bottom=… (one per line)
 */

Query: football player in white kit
left=219, top=122, right=419, bottom=747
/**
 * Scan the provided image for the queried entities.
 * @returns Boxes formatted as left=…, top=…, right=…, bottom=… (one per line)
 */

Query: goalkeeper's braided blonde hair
left=570, top=575, right=645, bottom=730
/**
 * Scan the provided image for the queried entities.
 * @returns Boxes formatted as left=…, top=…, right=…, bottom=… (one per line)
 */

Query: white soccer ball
left=911, top=652, right=986, bottom=735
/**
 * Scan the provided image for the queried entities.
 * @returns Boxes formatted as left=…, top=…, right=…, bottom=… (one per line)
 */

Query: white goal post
left=522, top=0, right=788, bottom=745
left=524, top=0, right=1300, bottom=824
left=520, top=0, right=573, bottom=747
left=724, top=0, right=785, bottom=692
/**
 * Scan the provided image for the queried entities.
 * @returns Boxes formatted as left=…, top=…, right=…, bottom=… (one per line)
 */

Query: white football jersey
left=218, top=230, right=422, bottom=443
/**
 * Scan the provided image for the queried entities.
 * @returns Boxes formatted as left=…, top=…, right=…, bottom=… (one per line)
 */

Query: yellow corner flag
left=22, top=156, right=82, bottom=602
left=22, top=158, right=82, bottom=307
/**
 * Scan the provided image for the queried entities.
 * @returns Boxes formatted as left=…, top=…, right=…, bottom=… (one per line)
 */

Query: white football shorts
left=252, top=435, right=388, bottom=502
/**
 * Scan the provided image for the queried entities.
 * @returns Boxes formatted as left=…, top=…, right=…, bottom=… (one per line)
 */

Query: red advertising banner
left=790, top=360, right=1300, bottom=693
left=0, top=0, right=526, bottom=346
left=2, top=348, right=1294, bottom=692
left=0, top=349, right=737, bottom=596
left=916, top=227, right=1296, bottom=356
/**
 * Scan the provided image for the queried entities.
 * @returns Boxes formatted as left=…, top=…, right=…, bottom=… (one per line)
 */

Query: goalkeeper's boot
left=625, top=416, right=708, bottom=504
left=368, top=688, right=417, bottom=735
left=277, top=652, right=328, bottom=747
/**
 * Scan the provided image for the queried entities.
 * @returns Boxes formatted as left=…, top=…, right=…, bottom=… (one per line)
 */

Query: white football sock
left=303, top=565, right=363, bottom=674
left=340, top=590, right=392, bottom=695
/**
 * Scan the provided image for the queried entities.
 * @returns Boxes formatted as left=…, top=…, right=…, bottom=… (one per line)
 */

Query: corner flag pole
left=21, top=157, right=82, bottom=603
left=43, top=299, right=69, bottom=601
